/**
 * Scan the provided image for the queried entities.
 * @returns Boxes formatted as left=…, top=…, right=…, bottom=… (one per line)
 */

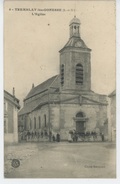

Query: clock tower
left=59, top=16, right=92, bottom=93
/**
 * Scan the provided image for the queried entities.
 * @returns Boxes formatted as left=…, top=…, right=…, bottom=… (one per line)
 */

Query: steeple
left=59, top=17, right=92, bottom=93
left=59, top=16, right=91, bottom=53
left=69, top=16, right=80, bottom=38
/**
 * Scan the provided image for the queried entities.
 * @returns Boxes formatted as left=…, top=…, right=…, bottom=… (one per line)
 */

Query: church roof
left=60, top=16, right=91, bottom=52
left=108, top=90, right=116, bottom=97
left=69, top=16, right=80, bottom=25
left=4, top=90, right=20, bottom=109
left=18, top=91, right=107, bottom=116
left=59, top=37, right=91, bottom=52
left=18, top=98, right=44, bottom=115
left=19, top=75, right=60, bottom=115
left=25, top=75, right=58, bottom=100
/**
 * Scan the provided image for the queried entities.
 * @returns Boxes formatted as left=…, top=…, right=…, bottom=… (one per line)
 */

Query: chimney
left=32, top=83, right=34, bottom=89
left=13, top=87, right=15, bottom=96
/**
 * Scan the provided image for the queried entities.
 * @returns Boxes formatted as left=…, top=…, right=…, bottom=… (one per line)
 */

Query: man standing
left=56, top=133, right=60, bottom=142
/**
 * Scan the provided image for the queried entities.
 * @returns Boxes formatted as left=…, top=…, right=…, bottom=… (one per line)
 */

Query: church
left=18, top=17, right=108, bottom=140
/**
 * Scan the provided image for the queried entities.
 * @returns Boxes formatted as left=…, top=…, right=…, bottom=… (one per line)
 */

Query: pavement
left=4, top=142, right=116, bottom=178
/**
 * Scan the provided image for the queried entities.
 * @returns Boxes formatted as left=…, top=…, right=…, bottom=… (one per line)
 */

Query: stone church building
left=18, top=17, right=108, bottom=140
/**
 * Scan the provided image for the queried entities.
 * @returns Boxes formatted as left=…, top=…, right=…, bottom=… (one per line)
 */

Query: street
left=4, top=142, right=116, bottom=178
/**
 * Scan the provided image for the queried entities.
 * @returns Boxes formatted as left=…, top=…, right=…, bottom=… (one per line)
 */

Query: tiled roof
left=108, top=90, right=116, bottom=97
left=25, top=75, right=58, bottom=100
left=19, top=75, right=59, bottom=115
left=4, top=90, right=20, bottom=109
left=19, top=91, right=108, bottom=116
left=18, top=98, right=44, bottom=115
left=69, top=17, right=80, bottom=25
left=59, top=37, right=91, bottom=52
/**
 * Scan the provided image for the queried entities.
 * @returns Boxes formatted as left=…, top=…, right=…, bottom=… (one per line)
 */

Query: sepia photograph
left=4, top=0, right=116, bottom=179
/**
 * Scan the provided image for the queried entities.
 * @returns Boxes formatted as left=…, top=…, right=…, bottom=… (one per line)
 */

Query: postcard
left=4, top=0, right=116, bottom=179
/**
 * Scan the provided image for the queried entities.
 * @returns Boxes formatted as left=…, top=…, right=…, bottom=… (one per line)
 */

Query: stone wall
left=4, top=100, right=19, bottom=143
left=108, top=95, right=116, bottom=141
left=4, top=134, right=14, bottom=143
left=60, top=49, right=91, bottom=91
left=50, top=103, right=107, bottom=140
left=25, top=105, right=49, bottom=132
left=19, top=93, right=107, bottom=141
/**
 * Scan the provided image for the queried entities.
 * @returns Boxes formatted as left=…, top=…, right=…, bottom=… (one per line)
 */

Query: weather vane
left=74, top=1, right=76, bottom=17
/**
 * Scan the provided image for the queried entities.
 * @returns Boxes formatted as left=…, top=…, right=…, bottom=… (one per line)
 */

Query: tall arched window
left=34, top=117, right=36, bottom=129
left=44, top=115, right=46, bottom=127
left=29, top=120, right=32, bottom=129
left=76, top=64, right=83, bottom=85
left=38, top=116, right=41, bottom=129
left=60, top=64, right=64, bottom=86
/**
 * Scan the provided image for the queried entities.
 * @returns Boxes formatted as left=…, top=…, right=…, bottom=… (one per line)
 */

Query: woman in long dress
left=68, top=132, right=72, bottom=143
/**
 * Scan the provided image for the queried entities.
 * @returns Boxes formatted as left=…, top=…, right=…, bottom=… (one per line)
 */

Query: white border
left=116, top=0, right=120, bottom=181
left=0, top=0, right=4, bottom=182
left=0, top=0, right=120, bottom=183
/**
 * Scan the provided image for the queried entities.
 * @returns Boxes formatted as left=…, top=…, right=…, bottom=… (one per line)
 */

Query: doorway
left=75, top=112, right=85, bottom=133
left=76, top=121, right=85, bottom=133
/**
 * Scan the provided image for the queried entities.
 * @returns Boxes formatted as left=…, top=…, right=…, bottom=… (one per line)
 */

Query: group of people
left=19, top=129, right=104, bottom=142
left=19, top=130, right=61, bottom=142
left=68, top=130, right=105, bottom=142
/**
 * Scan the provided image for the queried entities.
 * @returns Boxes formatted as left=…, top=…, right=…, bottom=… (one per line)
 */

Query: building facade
left=4, top=89, right=20, bottom=143
left=18, top=17, right=108, bottom=141
left=108, top=90, right=116, bottom=141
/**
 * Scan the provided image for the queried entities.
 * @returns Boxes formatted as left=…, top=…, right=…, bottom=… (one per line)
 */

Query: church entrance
left=76, top=121, right=85, bottom=133
left=75, top=112, right=86, bottom=133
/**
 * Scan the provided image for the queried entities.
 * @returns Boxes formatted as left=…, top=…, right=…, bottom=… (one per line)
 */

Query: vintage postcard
left=4, top=0, right=116, bottom=179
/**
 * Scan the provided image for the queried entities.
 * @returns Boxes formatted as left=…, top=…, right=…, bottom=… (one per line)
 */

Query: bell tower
left=59, top=17, right=92, bottom=93
left=69, top=16, right=80, bottom=38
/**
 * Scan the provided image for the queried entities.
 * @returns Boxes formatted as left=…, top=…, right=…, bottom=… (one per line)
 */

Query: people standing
left=37, top=132, right=40, bottom=141
left=41, top=131, right=43, bottom=138
left=26, top=130, right=31, bottom=141
left=49, top=131, right=52, bottom=142
left=56, top=133, right=60, bottom=142
left=52, top=135, right=56, bottom=142
left=101, top=132, right=104, bottom=142
left=74, top=133, right=78, bottom=142
left=31, top=131, right=34, bottom=141
left=68, top=132, right=72, bottom=143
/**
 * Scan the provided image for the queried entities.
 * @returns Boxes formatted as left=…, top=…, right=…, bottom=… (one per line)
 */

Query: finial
left=74, top=1, right=76, bottom=18
left=13, top=87, right=15, bottom=96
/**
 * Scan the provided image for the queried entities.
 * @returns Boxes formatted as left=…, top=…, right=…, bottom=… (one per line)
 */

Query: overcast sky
left=4, top=0, right=115, bottom=106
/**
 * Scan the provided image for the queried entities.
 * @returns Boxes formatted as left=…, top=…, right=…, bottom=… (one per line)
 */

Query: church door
left=76, top=121, right=84, bottom=133
left=75, top=112, right=86, bottom=133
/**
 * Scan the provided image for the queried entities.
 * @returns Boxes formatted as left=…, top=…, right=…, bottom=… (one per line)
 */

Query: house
left=4, top=89, right=20, bottom=143
left=108, top=90, right=116, bottom=141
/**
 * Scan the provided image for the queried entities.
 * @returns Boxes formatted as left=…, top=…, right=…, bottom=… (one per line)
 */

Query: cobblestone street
left=4, top=142, right=116, bottom=178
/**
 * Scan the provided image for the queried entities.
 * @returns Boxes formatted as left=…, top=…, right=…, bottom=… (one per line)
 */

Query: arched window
left=60, top=64, right=64, bottom=86
left=38, top=116, right=41, bottom=129
left=34, top=117, right=36, bottom=129
left=76, top=64, right=83, bottom=85
left=24, top=116, right=27, bottom=130
left=44, top=115, right=46, bottom=127
left=29, top=120, right=32, bottom=129
left=76, top=112, right=84, bottom=117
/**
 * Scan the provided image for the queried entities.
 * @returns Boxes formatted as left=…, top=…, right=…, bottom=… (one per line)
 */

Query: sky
left=4, top=0, right=116, bottom=107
